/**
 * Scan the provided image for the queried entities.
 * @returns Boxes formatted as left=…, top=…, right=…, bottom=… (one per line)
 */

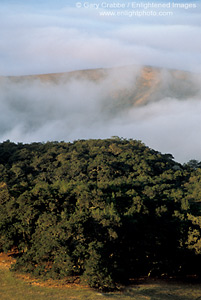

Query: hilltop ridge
left=1, top=65, right=199, bottom=109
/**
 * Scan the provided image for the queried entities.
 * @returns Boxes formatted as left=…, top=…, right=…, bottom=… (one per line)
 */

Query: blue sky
left=0, top=0, right=201, bottom=75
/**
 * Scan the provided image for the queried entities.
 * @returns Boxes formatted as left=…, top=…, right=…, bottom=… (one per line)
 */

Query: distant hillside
left=1, top=65, right=200, bottom=110
left=0, top=65, right=200, bottom=159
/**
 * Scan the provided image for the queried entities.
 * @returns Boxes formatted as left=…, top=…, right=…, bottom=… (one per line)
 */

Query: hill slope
left=0, top=65, right=200, bottom=162
left=0, top=139, right=201, bottom=290
left=1, top=65, right=200, bottom=110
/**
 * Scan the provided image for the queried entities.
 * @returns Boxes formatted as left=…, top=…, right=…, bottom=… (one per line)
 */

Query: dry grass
left=0, top=253, right=201, bottom=300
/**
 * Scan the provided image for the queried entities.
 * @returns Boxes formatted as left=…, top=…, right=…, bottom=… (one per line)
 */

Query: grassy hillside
left=0, top=264, right=201, bottom=300
left=1, top=65, right=199, bottom=110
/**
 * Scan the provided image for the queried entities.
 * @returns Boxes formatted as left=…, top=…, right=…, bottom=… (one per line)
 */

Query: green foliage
left=0, top=138, right=201, bottom=290
left=82, top=242, right=115, bottom=291
left=0, top=182, right=19, bottom=251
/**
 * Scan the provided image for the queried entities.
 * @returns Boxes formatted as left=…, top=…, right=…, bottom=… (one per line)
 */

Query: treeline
left=0, top=138, right=201, bottom=290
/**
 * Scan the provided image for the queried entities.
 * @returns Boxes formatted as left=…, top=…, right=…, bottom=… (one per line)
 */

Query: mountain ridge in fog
left=1, top=65, right=199, bottom=111
left=0, top=65, right=201, bottom=163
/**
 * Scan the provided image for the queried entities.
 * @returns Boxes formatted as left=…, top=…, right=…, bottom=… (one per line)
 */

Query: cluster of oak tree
left=0, top=138, right=201, bottom=290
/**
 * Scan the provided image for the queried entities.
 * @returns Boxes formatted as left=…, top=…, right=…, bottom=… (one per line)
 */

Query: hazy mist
left=0, top=66, right=201, bottom=163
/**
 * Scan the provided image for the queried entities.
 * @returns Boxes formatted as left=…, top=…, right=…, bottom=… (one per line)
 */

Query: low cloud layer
left=0, top=1, right=201, bottom=75
left=0, top=67, right=201, bottom=163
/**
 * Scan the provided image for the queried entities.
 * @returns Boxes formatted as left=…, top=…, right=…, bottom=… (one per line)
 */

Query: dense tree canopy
left=0, top=138, right=201, bottom=290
